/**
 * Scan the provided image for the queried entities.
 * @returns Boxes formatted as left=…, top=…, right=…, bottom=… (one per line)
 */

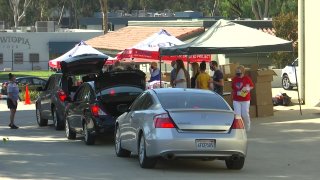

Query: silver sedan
left=114, top=88, right=247, bottom=169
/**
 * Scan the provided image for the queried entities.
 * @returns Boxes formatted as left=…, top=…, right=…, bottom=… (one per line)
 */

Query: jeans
left=233, top=100, right=251, bottom=131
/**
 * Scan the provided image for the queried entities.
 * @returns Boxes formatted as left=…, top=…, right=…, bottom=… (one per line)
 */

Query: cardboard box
left=220, top=63, right=238, bottom=80
left=251, top=82, right=273, bottom=105
left=256, top=104, right=274, bottom=117
left=223, top=80, right=232, bottom=93
left=223, top=93, right=233, bottom=108
left=249, top=105, right=257, bottom=118
left=249, top=69, right=277, bottom=83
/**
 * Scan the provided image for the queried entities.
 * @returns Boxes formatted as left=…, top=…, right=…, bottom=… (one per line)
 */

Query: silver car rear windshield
left=157, top=92, right=230, bottom=110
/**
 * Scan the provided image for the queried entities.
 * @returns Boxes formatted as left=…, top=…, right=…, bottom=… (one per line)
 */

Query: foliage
left=271, top=12, right=298, bottom=68
left=19, top=90, right=39, bottom=101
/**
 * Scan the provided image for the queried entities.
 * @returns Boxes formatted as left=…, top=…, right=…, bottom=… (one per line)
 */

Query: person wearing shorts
left=7, top=73, right=20, bottom=129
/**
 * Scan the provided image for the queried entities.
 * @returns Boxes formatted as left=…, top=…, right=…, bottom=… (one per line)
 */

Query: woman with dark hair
left=173, top=59, right=190, bottom=88
left=7, top=73, right=20, bottom=129
left=190, top=62, right=200, bottom=88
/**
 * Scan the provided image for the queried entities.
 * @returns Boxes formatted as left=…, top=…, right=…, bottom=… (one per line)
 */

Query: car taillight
left=231, top=115, right=245, bottom=129
left=154, top=113, right=175, bottom=128
left=57, top=90, right=67, bottom=102
left=90, top=104, right=107, bottom=117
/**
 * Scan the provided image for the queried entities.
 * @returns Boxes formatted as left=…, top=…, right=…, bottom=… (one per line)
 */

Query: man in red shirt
left=232, top=66, right=254, bottom=132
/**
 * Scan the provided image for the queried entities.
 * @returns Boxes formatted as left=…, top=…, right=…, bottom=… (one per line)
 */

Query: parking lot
left=1, top=94, right=320, bottom=180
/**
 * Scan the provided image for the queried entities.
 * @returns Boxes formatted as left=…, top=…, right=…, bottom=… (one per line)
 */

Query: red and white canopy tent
left=49, top=41, right=109, bottom=69
left=116, top=29, right=211, bottom=63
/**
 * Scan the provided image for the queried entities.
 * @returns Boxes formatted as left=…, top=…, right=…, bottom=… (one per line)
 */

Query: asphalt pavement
left=1, top=100, right=320, bottom=180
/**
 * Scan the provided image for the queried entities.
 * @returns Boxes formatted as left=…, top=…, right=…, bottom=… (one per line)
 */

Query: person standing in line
left=190, top=62, right=200, bottom=88
left=170, top=60, right=177, bottom=87
left=173, top=59, right=189, bottom=88
left=7, top=73, right=20, bottom=129
left=231, top=66, right=254, bottom=132
left=195, top=61, right=211, bottom=90
left=148, top=62, right=161, bottom=82
left=210, top=61, right=224, bottom=95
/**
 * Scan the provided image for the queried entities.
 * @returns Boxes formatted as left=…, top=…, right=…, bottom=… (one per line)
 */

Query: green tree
left=9, top=0, right=32, bottom=30
left=271, top=12, right=298, bottom=68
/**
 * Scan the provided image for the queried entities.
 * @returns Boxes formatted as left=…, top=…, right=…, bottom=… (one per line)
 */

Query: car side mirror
left=36, top=87, right=44, bottom=91
left=117, top=104, right=129, bottom=113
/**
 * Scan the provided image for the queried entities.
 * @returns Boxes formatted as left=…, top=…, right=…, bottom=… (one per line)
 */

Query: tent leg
left=293, top=53, right=302, bottom=115
left=159, top=56, right=162, bottom=88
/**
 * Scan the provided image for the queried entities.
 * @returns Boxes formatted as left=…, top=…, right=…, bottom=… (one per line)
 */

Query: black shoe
left=10, top=124, right=19, bottom=129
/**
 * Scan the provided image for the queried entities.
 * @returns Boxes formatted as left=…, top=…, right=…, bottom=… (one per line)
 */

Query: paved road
left=1, top=102, right=320, bottom=180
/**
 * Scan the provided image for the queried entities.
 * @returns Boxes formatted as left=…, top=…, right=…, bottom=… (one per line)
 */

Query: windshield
left=157, top=92, right=230, bottom=110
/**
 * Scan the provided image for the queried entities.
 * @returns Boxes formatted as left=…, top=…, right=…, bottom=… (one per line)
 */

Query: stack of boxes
left=249, top=68, right=276, bottom=117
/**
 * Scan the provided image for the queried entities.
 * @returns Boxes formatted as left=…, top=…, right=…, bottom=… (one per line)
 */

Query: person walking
left=173, top=59, right=189, bottom=88
left=210, top=61, right=224, bottom=95
left=7, top=73, right=20, bottom=129
left=231, top=66, right=254, bottom=132
left=190, top=62, right=200, bottom=88
left=195, top=61, right=211, bottom=90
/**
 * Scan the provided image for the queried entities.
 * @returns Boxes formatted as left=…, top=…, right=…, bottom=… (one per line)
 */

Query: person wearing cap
left=231, top=65, right=254, bottom=132
left=149, top=62, right=161, bottom=82
left=209, top=61, right=224, bottom=96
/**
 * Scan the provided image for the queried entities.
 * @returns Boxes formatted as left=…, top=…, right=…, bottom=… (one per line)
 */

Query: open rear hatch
left=60, top=54, right=108, bottom=76
left=167, top=109, right=234, bottom=132
left=96, top=70, right=146, bottom=117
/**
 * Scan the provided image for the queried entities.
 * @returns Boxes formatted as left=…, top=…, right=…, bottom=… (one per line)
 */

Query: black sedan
left=1, top=76, right=47, bottom=95
left=65, top=70, right=146, bottom=145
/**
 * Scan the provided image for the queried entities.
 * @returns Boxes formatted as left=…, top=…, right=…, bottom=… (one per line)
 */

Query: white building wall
left=0, top=32, right=102, bottom=71
left=302, top=0, right=320, bottom=106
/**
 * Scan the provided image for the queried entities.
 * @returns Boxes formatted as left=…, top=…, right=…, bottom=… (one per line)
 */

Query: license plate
left=195, top=139, right=216, bottom=150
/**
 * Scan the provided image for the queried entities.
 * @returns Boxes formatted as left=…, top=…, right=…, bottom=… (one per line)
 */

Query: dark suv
left=35, top=54, right=108, bottom=130
left=65, top=70, right=146, bottom=145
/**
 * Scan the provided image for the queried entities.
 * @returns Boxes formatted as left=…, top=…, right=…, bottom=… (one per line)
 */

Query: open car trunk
left=96, top=70, right=146, bottom=117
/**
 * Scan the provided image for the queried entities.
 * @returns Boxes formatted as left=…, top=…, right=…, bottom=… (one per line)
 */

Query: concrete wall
left=0, top=32, right=102, bottom=71
left=301, top=0, right=320, bottom=106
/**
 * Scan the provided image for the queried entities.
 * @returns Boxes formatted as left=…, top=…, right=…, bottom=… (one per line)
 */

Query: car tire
left=138, top=134, right=157, bottom=169
left=65, top=119, right=76, bottom=140
left=225, top=156, right=245, bottom=170
left=115, top=125, right=131, bottom=157
left=84, top=122, right=95, bottom=145
left=36, top=104, right=48, bottom=126
left=52, top=107, right=64, bottom=130
left=282, top=75, right=293, bottom=90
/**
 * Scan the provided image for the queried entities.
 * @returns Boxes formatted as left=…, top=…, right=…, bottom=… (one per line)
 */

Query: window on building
left=14, top=53, right=23, bottom=64
left=0, top=53, right=3, bottom=64
left=29, top=53, right=39, bottom=63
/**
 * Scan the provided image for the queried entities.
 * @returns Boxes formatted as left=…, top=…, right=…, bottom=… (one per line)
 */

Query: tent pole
left=256, top=53, right=260, bottom=69
left=293, top=53, right=302, bottom=115
left=159, top=56, right=162, bottom=88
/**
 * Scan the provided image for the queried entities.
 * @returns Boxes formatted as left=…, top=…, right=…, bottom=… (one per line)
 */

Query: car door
left=289, top=59, right=298, bottom=84
left=40, top=76, right=56, bottom=119
left=128, top=93, right=155, bottom=152
left=120, top=92, right=146, bottom=150
left=68, top=85, right=87, bottom=132
left=32, top=78, right=47, bottom=91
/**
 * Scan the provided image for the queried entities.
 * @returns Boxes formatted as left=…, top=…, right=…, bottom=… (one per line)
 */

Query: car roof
left=151, top=88, right=217, bottom=95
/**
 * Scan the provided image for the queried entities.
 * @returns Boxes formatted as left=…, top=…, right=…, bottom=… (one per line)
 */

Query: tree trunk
left=99, top=0, right=108, bottom=34
left=251, top=0, right=261, bottom=19
left=263, top=0, right=270, bottom=18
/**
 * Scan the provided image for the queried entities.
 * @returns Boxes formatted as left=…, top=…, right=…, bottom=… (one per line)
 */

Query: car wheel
left=138, top=134, right=157, bottom=169
left=36, top=105, right=48, bottom=126
left=65, top=119, right=76, bottom=140
left=282, top=75, right=293, bottom=90
left=52, top=108, right=64, bottom=130
left=225, top=156, right=245, bottom=170
left=84, top=122, right=95, bottom=145
left=115, top=126, right=131, bottom=157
